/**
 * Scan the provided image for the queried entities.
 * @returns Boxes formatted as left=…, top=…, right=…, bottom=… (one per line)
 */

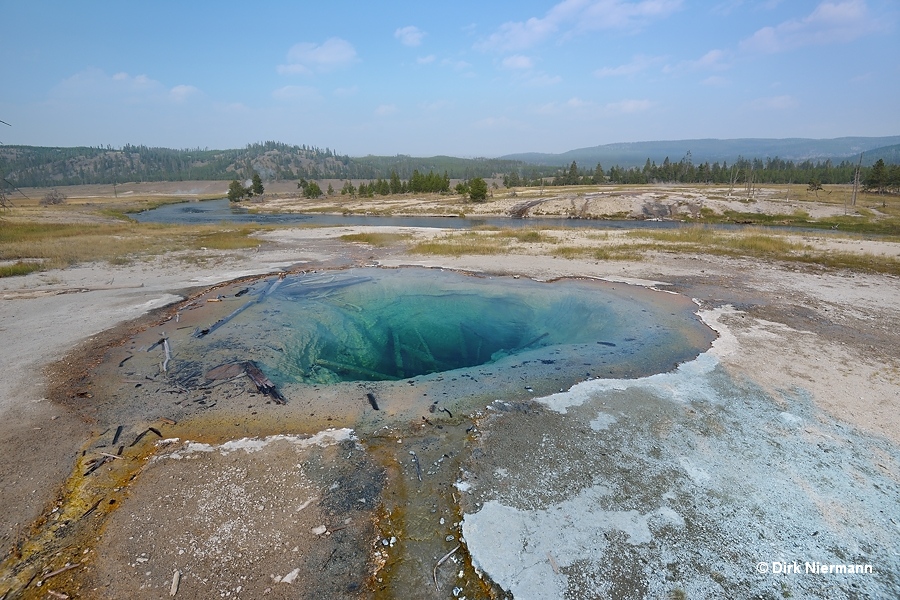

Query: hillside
left=502, top=136, right=900, bottom=168
left=0, top=142, right=534, bottom=189
left=2, top=137, right=899, bottom=191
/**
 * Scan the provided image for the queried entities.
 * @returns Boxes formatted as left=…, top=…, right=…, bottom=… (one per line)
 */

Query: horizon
left=4, top=134, right=899, bottom=161
left=2, top=1, right=898, bottom=157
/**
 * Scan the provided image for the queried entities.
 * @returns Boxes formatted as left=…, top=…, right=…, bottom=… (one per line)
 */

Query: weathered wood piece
left=242, top=361, right=286, bottom=404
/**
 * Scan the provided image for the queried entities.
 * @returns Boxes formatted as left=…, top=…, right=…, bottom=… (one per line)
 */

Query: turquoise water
left=178, top=268, right=714, bottom=388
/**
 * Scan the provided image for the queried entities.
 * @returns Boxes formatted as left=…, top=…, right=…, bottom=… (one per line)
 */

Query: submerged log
left=194, top=276, right=283, bottom=339
left=315, top=359, right=398, bottom=381
left=241, top=361, right=286, bottom=404
left=205, top=362, right=245, bottom=380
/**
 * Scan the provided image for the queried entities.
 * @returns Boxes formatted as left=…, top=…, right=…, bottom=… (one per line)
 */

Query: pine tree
left=251, top=172, right=264, bottom=196
left=469, top=177, right=488, bottom=201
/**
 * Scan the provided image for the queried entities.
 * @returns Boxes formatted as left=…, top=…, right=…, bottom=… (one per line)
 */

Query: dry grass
left=410, top=232, right=512, bottom=256
left=625, top=226, right=900, bottom=275
left=409, top=224, right=900, bottom=275
left=0, top=220, right=267, bottom=277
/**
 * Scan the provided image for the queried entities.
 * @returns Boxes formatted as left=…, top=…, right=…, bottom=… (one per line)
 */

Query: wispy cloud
left=421, top=99, right=453, bottom=112
left=663, top=49, right=731, bottom=73
left=395, top=26, right=426, bottom=47
left=333, top=86, right=359, bottom=97
left=605, top=98, right=654, bottom=114
left=169, top=85, right=200, bottom=102
left=476, top=0, right=683, bottom=52
left=53, top=69, right=200, bottom=104
left=374, top=104, right=398, bottom=116
left=278, top=38, right=358, bottom=75
left=535, top=97, right=653, bottom=116
left=272, top=85, right=322, bottom=102
left=524, top=73, right=563, bottom=86
left=502, top=55, right=534, bottom=69
left=594, top=54, right=664, bottom=77
left=747, top=94, right=799, bottom=110
left=417, top=55, right=436, bottom=65
left=473, top=115, right=525, bottom=130
left=701, top=75, right=730, bottom=86
left=442, top=58, right=473, bottom=71
left=712, top=0, right=784, bottom=16
left=740, top=0, right=881, bottom=53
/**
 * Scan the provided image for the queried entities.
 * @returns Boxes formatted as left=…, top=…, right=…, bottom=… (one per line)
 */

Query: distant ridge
left=501, top=136, right=900, bottom=168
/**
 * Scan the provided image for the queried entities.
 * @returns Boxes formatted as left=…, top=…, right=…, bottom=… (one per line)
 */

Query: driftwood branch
left=433, top=544, right=460, bottom=589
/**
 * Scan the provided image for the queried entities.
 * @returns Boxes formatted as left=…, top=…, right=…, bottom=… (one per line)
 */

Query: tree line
left=503, top=155, right=900, bottom=191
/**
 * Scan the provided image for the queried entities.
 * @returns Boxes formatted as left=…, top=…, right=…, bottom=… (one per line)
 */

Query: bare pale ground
left=1, top=191, right=899, bottom=598
left=254, top=183, right=872, bottom=221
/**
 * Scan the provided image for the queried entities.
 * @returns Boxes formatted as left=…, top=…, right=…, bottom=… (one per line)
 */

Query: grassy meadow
left=2, top=184, right=899, bottom=278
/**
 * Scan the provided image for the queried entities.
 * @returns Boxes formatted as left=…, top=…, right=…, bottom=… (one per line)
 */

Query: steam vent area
left=4, top=266, right=899, bottom=599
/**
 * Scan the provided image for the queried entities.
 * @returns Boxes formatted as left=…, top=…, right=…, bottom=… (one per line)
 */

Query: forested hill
left=0, top=142, right=531, bottom=188
left=3, top=138, right=899, bottom=189
left=502, top=137, right=900, bottom=169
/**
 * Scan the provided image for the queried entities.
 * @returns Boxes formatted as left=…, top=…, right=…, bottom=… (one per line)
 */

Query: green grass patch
left=410, top=232, right=509, bottom=256
left=339, top=232, right=412, bottom=246
left=0, top=261, right=44, bottom=278
left=552, top=245, right=642, bottom=260
left=496, top=229, right=554, bottom=243
left=194, top=227, right=268, bottom=250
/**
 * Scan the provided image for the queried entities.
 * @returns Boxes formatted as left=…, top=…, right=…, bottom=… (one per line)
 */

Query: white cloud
left=272, top=85, right=321, bottom=102
left=169, top=85, right=199, bottom=102
left=375, top=104, right=398, bottom=116
left=278, top=38, right=358, bottom=75
left=524, top=73, right=563, bottom=86
left=502, top=55, right=534, bottom=69
left=740, top=0, right=880, bottom=53
left=605, top=98, right=653, bottom=114
left=566, top=97, right=590, bottom=108
left=395, top=25, right=426, bottom=47
left=692, top=49, right=730, bottom=70
left=747, top=94, right=799, bottom=110
left=663, top=48, right=731, bottom=73
left=476, top=0, right=683, bottom=51
left=442, top=58, right=473, bottom=71
left=421, top=99, right=454, bottom=112
left=53, top=69, right=200, bottom=105
left=713, top=0, right=786, bottom=16
left=473, top=115, right=524, bottom=129
left=417, top=54, right=436, bottom=65
left=333, top=86, right=359, bottom=97
left=534, top=97, right=653, bottom=116
left=701, top=75, right=729, bottom=86
left=594, top=54, right=663, bottom=77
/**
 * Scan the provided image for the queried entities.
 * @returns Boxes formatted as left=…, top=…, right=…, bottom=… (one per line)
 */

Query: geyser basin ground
left=7, top=260, right=899, bottom=599
left=88, top=267, right=715, bottom=432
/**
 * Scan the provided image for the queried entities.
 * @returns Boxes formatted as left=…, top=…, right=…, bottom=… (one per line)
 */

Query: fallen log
left=242, top=361, right=286, bottom=404
left=161, top=338, right=171, bottom=372
left=194, top=277, right=283, bottom=339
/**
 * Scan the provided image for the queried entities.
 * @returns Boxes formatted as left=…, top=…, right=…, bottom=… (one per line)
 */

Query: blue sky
left=2, top=0, right=898, bottom=157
